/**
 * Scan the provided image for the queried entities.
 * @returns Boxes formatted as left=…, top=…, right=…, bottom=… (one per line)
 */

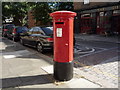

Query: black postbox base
left=54, top=61, right=73, bottom=81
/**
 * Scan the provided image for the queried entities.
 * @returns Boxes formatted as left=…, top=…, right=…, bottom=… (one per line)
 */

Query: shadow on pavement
left=1, top=74, right=54, bottom=88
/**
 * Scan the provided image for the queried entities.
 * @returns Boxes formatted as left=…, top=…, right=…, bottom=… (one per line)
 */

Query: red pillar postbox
left=50, top=11, right=76, bottom=81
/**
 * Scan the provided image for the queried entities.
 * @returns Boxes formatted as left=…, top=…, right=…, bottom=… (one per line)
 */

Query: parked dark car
left=2, top=24, right=15, bottom=37
left=7, top=26, right=28, bottom=41
left=13, top=26, right=28, bottom=41
left=5, top=25, right=15, bottom=39
left=20, top=27, right=53, bottom=53
left=0, top=26, right=2, bottom=31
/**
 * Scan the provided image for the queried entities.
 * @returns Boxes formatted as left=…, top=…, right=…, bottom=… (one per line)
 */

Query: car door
left=9, top=25, right=15, bottom=39
left=37, top=28, right=46, bottom=43
left=28, top=27, right=39, bottom=46
left=22, top=28, right=33, bottom=45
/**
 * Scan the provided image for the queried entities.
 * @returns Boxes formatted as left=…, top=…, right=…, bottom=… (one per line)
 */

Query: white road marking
left=77, top=48, right=95, bottom=54
left=75, top=47, right=118, bottom=58
left=76, top=43, right=107, bottom=50
left=74, top=44, right=95, bottom=54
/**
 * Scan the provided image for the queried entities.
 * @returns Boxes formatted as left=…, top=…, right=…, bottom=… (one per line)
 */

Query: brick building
left=73, top=2, right=120, bottom=35
left=27, top=10, right=36, bottom=28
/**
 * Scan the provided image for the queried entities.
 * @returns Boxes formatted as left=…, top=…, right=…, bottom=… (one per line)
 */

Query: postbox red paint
left=50, top=11, right=76, bottom=81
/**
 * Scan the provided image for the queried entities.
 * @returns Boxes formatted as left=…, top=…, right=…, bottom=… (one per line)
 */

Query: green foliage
left=2, top=2, right=29, bottom=26
left=2, top=2, right=73, bottom=26
left=56, top=2, right=73, bottom=11
left=48, top=2, right=73, bottom=11
left=31, top=2, right=52, bottom=25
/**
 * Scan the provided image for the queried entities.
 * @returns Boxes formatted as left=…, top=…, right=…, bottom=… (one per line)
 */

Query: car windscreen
left=41, top=27, right=53, bottom=36
left=5, top=24, right=15, bottom=29
left=16, top=27, right=28, bottom=33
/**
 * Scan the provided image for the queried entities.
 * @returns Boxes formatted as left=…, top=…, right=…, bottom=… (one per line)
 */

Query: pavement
left=1, top=37, right=101, bottom=89
left=0, top=33, right=119, bottom=89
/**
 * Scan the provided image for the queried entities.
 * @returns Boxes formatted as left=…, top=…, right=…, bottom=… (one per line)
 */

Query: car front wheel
left=37, top=43, right=44, bottom=53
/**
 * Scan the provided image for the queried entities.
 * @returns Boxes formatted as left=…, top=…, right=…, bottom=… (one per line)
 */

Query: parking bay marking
left=74, top=47, right=118, bottom=59
left=75, top=43, right=107, bottom=50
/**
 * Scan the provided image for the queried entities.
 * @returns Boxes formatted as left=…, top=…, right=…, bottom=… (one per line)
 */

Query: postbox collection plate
left=56, top=28, right=62, bottom=37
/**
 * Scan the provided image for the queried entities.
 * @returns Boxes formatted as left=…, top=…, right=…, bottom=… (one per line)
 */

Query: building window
left=100, top=12, right=104, bottom=16
left=113, top=10, right=120, bottom=14
left=84, top=0, right=90, bottom=4
left=81, top=14, right=91, bottom=17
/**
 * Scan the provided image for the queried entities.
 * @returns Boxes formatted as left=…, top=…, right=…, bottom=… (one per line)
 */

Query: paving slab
left=18, top=77, right=101, bottom=88
left=40, top=65, right=101, bottom=88
left=74, top=57, right=118, bottom=88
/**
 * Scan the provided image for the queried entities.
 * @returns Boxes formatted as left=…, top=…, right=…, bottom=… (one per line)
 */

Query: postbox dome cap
left=50, top=11, right=77, bottom=17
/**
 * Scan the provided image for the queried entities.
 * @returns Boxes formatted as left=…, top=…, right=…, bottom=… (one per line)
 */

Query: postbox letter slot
left=55, top=22, right=64, bottom=24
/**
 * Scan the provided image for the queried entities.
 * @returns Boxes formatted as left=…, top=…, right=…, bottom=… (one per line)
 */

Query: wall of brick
left=73, top=2, right=114, bottom=11
left=28, top=11, right=36, bottom=28
left=73, top=2, right=120, bottom=34
left=73, top=2, right=81, bottom=10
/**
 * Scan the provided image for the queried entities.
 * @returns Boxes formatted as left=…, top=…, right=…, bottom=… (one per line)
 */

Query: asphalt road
left=76, top=39, right=118, bottom=49
left=74, top=38, right=119, bottom=60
